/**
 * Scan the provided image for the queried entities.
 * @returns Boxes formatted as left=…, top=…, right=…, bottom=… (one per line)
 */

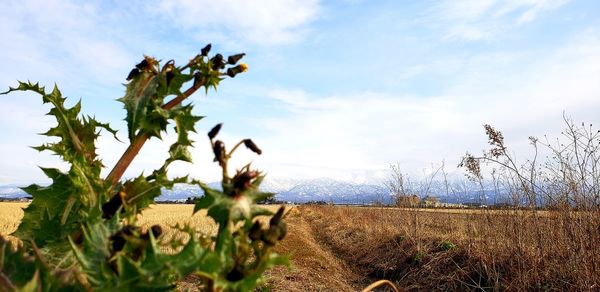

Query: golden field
left=2, top=202, right=599, bottom=291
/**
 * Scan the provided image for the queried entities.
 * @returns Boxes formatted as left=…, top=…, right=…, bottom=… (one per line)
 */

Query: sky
left=1, top=0, right=600, bottom=186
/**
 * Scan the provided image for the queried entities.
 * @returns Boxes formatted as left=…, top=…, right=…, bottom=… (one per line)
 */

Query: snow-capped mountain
left=274, top=178, right=390, bottom=204
left=0, top=185, right=27, bottom=199
left=0, top=178, right=505, bottom=204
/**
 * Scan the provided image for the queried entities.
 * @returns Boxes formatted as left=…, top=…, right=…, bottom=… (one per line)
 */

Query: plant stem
left=105, top=79, right=205, bottom=187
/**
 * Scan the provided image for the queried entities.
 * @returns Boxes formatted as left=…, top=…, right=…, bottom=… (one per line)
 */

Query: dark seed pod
left=213, top=140, right=226, bottom=165
left=102, top=191, right=125, bottom=219
left=150, top=225, right=163, bottom=238
left=121, top=225, right=138, bottom=236
left=163, top=60, right=176, bottom=86
left=226, top=63, right=248, bottom=78
left=210, top=54, right=225, bottom=70
left=201, top=43, right=212, bottom=56
left=243, top=139, right=262, bottom=155
left=193, top=71, right=203, bottom=87
left=111, top=234, right=126, bottom=252
left=108, top=258, right=119, bottom=275
left=208, top=123, right=223, bottom=140
left=249, top=221, right=262, bottom=241
left=226, top=265, right=245, bottom=282
left=132, top=247, right=143, bottom=261
left=277, top=222, right=287, bottom=241
left=227, top=53, right=245, bottom=65
left=166, top=71, right=175, bottom=87
left=262, top=229, right=278, bottom=247
left=135, top=59, right=149, bottom=70
left=72, top=230, right=84, bottom=245
left=270, top=206, right=285, bottom=227
left=126, top=68, right=140, bottom=81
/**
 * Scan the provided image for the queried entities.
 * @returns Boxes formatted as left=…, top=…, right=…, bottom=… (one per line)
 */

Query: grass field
left=2, top=202, right=599, bottom=290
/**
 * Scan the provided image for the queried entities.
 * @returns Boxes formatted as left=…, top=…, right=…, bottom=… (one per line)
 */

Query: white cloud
left=154, top=0, right=321, bottom=45
left=431, top=0, right=570, bottom=41
left=257, top=32, right=600, bottom=182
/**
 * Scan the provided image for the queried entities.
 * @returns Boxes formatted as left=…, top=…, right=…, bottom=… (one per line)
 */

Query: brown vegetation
left=2, top=202, right=599, bottom=290
left=300, top=205, right=600, bottom=290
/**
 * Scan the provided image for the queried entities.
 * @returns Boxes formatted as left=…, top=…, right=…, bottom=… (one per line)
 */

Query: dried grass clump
left=302, top=205, right=600, bottom=290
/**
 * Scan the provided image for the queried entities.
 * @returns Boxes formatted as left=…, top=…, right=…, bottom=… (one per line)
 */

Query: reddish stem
left=105, top=80, right=205, bottom=187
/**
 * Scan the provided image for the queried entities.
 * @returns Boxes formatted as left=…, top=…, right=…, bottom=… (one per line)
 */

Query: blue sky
left=1, top=0, right=600, bottom=185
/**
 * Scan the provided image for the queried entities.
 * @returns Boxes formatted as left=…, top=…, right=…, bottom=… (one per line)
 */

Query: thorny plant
left=0, top=44, right=288, bottom=291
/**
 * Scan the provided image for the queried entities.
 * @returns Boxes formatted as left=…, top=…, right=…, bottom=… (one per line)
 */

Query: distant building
left=421, top=196, right=439, bottom=207
left=396, top=194, right=420, bottom=207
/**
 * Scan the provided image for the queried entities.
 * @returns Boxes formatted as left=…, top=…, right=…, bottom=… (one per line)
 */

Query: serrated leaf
left=121, top=175, right=162, bottom=214
left=118, top=71, right=160, bottom=141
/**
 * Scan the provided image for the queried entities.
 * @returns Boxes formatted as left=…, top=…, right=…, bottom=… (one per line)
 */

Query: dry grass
left=3, top=202, right=598, bottom=290
left=301, top=205, right=600, bottom=290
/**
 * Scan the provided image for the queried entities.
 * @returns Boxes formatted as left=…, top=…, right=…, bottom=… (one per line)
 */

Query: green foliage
left=0, top=46, right=286, bottom=291
left=440, top=241, right=456, bottom=251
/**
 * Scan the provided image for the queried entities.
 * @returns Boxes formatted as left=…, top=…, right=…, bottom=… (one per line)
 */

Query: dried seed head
left=201, top=43, right=212, bottom=56
left=459, top=153, right=482, bottom=180
left=484, top=124, right=504, bottom=148
left=243, top=139, right=262, bottom=155
left=227, top=53, right=246, bottom=65
left=208, top=123, right=223, bottom=140
left=232, top=169, right=260, bottom=192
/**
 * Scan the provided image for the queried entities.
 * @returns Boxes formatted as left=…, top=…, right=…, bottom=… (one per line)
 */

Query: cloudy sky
left=1, top=0, right=599, bottom=186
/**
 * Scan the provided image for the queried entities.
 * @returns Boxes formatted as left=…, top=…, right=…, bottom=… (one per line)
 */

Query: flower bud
left=163, top=60, right=176, bottom=87
left=208, top=123, right=222, bottom=140
left=226, top=63, right=249, bottom=78
left=121, top=225, right=138, bottom=236
left=150, top=225, right=163, bottom=238
left=270, top=206, right=285, bottom=227
left=135, top=59, right=149, bottom=70
left=102, top=191, right=126, bottom=219
left=201, top=43, right=212, bottom=56
left=226, top=265, right=245, bottom=281
left=193, top=71, right=203, bottom=87
left=213, top=140, right=226, bottom=165
left=227, top=53, right=246, bottom=65
left=243, top=139, right=262, bottom=154
left=126, top=68, right=140, bottom=81
left=210, top=54, right=225, bottom=70
left=249, top=221, right=263, bottom=241
left=110, top=234, right=126, bottom=252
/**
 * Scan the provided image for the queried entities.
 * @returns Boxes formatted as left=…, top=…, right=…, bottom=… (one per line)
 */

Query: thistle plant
left=0, top=44, right=288, bottom=291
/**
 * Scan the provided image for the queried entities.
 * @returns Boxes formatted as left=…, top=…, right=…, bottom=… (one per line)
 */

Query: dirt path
left=265, top=207, right=364, bottom=291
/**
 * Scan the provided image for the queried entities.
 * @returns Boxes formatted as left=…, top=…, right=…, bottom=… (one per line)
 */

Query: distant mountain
left=0, top=178, right=508, bottom=205
left=0, top=185, right=27, bottom=199
left=155, top=178, right=391, bottom=204
left=274, top=178, right=391, bottom=204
